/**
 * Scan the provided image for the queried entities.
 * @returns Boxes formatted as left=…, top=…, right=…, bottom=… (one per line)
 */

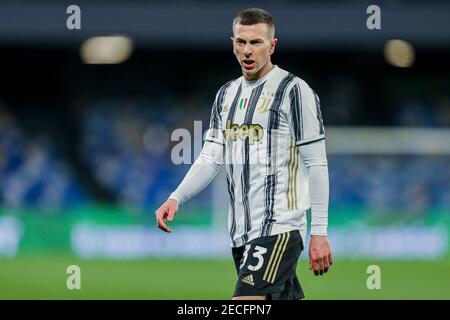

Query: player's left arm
left=298, top=140, right=333, bottom=276
left=288, top=80, right=333, bottom=276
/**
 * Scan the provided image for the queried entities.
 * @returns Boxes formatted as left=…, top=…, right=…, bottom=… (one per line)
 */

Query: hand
left=309, top=235, right=333, bottom=276
left=155, top=198, right=179, bottom=233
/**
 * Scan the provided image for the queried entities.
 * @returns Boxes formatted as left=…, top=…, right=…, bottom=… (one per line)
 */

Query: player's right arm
left=155, top=139, right=224, bottom=232
left=156, top=85, right=228, bottom=232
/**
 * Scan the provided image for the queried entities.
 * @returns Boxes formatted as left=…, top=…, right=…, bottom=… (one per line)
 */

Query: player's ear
left=230, top=36, right=234, bottom=43
left=270, top=38, right=278, bottom=55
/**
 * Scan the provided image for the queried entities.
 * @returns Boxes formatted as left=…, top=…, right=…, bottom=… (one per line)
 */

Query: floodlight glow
left=80, top=36, right=133, bottom=64
left=384, top=39, right=415, bottom=68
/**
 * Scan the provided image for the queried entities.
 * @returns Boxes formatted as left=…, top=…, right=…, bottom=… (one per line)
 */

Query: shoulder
left=216, top=76, right=243, bottom=95
left=291, top=75, right=314, bottom=94
left=211, top=77, right=242, bottom=111
left=275, top=67, right=314, bottom=92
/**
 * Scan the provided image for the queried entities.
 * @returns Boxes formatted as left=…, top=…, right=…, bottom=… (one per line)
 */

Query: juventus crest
left=257, top=91, right=275, bottom=113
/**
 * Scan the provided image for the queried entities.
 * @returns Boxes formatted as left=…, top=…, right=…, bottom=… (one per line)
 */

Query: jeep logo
left=222, top=120, right=264, bottom=144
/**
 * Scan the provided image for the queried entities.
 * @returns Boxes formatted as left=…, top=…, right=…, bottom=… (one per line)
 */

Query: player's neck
left=244, top=62, right=275, bottom=82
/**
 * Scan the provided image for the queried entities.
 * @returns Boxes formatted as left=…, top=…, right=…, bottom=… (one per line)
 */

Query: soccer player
left=156, top=8, right=333, bottom=300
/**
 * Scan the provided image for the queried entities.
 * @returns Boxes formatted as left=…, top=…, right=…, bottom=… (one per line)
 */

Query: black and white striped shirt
left=171, top=65, right=327, bottom=248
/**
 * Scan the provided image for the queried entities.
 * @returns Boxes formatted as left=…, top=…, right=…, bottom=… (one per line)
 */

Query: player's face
left=232, top=22, right=277, bottom=81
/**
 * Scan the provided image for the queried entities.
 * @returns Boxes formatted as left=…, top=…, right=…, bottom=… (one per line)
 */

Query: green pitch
left=0, top=255, right=449, bottom=299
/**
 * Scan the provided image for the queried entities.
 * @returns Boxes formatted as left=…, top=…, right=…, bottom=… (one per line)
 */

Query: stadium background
left=0, top=1, right=449, bottom=299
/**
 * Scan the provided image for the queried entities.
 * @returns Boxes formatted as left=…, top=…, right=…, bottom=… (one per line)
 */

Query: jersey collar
left=242, top=65, right=279, bottom=88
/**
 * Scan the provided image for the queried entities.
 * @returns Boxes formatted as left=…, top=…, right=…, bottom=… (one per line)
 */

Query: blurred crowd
left=80, top=98, right=206, bottom=211
left=1, top=98, right=449, bottom=216
left=0, top=106, right=87, bottom=210
left=330, top=155, right=450, bottom=215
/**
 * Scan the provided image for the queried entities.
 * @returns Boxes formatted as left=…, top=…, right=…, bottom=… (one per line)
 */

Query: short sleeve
left=289, top=81, right=325, bottom=146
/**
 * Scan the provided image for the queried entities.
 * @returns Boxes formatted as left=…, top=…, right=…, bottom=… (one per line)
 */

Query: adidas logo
left=242, top=274, right=255, bottom=286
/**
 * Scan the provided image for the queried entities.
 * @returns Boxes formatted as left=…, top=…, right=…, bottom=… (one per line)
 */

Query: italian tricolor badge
left=239, top=98, right=248, bottom=110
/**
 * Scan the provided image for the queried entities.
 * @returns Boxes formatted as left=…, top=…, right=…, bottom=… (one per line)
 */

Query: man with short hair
left=156, top=7, right=333, bottom=300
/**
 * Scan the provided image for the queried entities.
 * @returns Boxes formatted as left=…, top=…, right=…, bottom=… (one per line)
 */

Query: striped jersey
left=205, top=65, right=325, bottom=248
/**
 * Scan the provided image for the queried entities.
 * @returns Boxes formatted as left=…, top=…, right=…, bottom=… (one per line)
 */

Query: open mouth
left=242, top=58, right=255, bottom=70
